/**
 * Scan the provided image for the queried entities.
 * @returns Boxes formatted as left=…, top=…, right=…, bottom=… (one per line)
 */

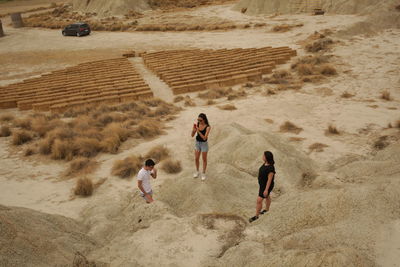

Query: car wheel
left=62, top=31, right=66, bottom=36
left=77, top=32, right=81, bottom=37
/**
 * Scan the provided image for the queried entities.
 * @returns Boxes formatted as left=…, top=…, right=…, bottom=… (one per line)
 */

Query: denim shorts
left=195, top=141, right=209, bottom=152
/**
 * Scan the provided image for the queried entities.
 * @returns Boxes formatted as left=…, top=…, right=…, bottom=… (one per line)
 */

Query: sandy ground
left=1, top=2, right=400, bottom=266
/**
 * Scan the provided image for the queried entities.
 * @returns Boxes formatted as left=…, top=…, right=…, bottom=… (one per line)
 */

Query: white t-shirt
left=137, top=168, right=152, bottom=193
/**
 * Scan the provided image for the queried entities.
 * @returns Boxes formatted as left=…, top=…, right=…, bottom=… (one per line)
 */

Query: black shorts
left=258, top=183, right=274, bottom=198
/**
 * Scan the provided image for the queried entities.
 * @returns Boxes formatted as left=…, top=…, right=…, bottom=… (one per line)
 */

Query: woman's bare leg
left=195, top=150, right=201, bottom=172
left=256, top=197, right=263, bottom=217
left=201, top=151, right=208, bottom=173
left=265, top=195, right=271, bottom=211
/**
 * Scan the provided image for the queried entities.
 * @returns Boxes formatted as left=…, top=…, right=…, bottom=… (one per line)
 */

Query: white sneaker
left=201, top=173, right=206, bottom=181
left=193, top=172, right=199, bottom=178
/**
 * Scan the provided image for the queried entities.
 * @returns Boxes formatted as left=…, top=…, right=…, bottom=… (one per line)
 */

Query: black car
left=62, top=23, right=91, bottom=37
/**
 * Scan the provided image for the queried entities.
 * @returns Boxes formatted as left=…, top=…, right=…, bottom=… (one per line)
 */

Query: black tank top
left=196, top=125, right=208, bottom=142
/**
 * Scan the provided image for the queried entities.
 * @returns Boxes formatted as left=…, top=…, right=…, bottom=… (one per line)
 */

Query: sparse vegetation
left=381, top=91, right=392, bottom=101
left=272, top=23, right=303, bottom=32
left=173, top=96, right=184, bottom=103
left=198, top=88, right=231, bottom=100
left=218, top=104, right=237, bottom=110
left=325, top=124, right=340, bottom=135
left=145, top=145, right=170, bottom=162
left=309, top=142, right=328, bottom=152
left=111, top=155, right=142, bottom=178
left=206, top=99, right=216, bottom=105
left=0, top=126, right=11, bottom=137
left=24, top=146, right=35, bottom=156
left=373, top=136, right=389, bottom=150
left=306, top=38, right=333, bottom=53
left=161, top=159, right=182, bottom=174
left=341, top=91, right=355, bottom=98
left=74, top=177, right=93, bottom=197
left=66, top=158, right=98, bottom=177
left=184, top=98, right=196, bottom=107
left=299, top=172, right=317, bottom=187
left=12, top=130, right=33, bottom=145
left=279, top=121, right=303, bottom=134
left=0, top=114, right=14, bottom=122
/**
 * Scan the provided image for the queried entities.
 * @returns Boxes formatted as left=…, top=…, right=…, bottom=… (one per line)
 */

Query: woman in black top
left=249, top=151, right=276, bottom=223
left=191, top=113, right=211, bottom=181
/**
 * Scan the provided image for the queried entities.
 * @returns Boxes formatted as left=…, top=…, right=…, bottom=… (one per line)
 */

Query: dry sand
left=1, top=1, right=400, bottom=266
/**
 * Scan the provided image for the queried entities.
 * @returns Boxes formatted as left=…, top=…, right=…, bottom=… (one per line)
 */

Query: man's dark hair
left=145, top=159, right=155, bottom=167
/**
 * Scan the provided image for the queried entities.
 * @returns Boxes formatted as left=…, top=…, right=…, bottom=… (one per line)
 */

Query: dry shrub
left=296, top=64, right=313, bottom=76
left=373, top=136, right=390, bottom=150
left=227, top=88, right=247, bottom=100
left=31, top=116, right=60, bottom=137
left=306, top=38, right=333, bottom=53
left=74, top=137, right=101, bottom=158
left=291, top=55, right=329, bottom=69
left=184, top=98, right=196, bottom=107
left=309, top=142, right=328, bottom=152
left=24, top=146, right=35, bottom=156
left=218, top=104, right=237, bottom=111
left=38, top=137, right=53, bottom=155
left=14, top=118, right=32, bottom=130
left=12, top=130, right=33, bottom=145
left=103, top=123, right=129, bottom=142
left=174, top=96, right=184, bottom=103
left=136, top=120, right=162, bottom=138
left=66, top=157, right=98, bottom=177
left=396, top=120, right=400, bottom=129
left=154, top=104, right=172, bottom=116
left=272, top=23, right=303, bottom=32
left=0, top=126, right=11, bottom=137
left=100, top=135, right=121, bottom=154
left=111, top=155, right=142, bottom=178
left=265, top=118, right=274, bottom=124
left=341, top=91, right=355, bottom=98
left=198, top=88, right=231, bottom=100
left=161, top=159, right=182, bottom=174
left=381, top=91, right=392, bottom=101
left=51, top=139, right=74, bottom=160
left=279, top=121, right=303, bottom=134
left=0, top=114, right=14, bottom=122
left=264, top=88, right=276, bottom=96
left=145, top=145, right=170, bottom=162
left=319, top=64, right=337, bottom=76
left=206, top=99, right=216, bottom=105
left=289, top=137, right=305, bottom=142
left=325, top=124, right=340, bottom=135
left=74, top=177, right=93, bottom=197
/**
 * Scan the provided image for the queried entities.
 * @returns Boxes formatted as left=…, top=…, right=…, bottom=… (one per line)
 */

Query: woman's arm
left=263, top=172, right=274, bottom=197
left=191, top=124, right=197, bottom=137
left=197, top=126, right=211, bottom=141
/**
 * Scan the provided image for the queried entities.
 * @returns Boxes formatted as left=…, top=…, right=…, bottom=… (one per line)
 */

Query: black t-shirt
left=258, top=164, right=275, bottom=188
left=196, top=125, right=208, bottom=142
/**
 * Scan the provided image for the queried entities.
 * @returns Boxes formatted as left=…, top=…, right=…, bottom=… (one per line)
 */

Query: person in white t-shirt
left=137, top=159, right=157, bottom=203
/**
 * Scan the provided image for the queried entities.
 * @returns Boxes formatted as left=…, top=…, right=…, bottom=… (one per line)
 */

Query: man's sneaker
left=193, top=172, right=199, bottom=178
left=201, top=173, right=206, bottom=181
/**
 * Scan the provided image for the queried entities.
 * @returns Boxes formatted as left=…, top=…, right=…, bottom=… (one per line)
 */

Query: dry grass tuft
left=173, top=96, right=184, bottom=103
left=184, top=98, right=196, bottom=107
left=218, top=104, right=237, bottom=111
left=265, top=118, right=274, bottom=124
left=66, top=158, right=98, bottom=177
left=341, top=91, right=355, bottom=98
left=396, top=120, right=400, bottom=129
left=325, top=124, right=340, bottom=135
left=74, top=177, right=93, bottom=197
left=74, top=137, right=102, bottom=158
left=0, top=114, right=14, bottom=122
left=309, top=142, right=328, bottom=152
left=135, top=120, right=163, bottom=138
left=206, top=99, right=216, bottom=105
left=111, top=155, right=142, bottom=178
left=161, top=159, right=182, bottom=174
left=272, top=23, right=303, bottom=32
left=12, top=130, right=33, bottom=145
left=306, top=38, right=333, bottom=53
left=296, top=64, right=313, bottom=76
left=289, top=137, right=305, bottom=142
left=145, top=145, right=170, bottom=162
left=381, top=91, right=392, bottom=101
left=0, top=126, right=11, bottom=137
left=227, top=88, right=247, bottom=100
left=279, top=121, right=303, bottom=134
left=51, top=139, right=74, bottom=160
left=24, top=146, right=36, bottom=156
left=373, top=136, right=389, bottom=150
left=14, top=118, right=32, bottom=130
left=319, top=64, right=337, bottom=76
